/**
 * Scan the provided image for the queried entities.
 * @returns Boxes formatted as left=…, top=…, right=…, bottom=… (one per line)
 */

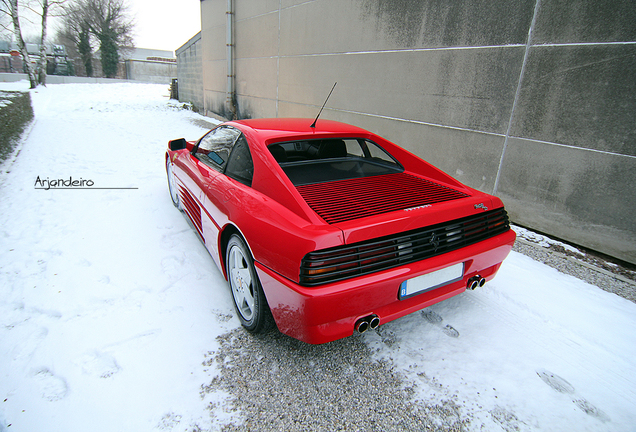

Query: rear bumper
left=256, top=229, right=516, bottom=344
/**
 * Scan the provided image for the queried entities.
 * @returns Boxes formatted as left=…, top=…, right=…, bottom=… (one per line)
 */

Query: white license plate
left=399, top=262, right=464, bottom=300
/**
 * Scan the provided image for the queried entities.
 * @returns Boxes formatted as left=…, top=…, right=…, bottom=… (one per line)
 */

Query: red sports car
left=165, top=118, right=515, bottom=344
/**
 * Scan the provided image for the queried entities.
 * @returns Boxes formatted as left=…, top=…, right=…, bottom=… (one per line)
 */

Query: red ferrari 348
left=165, top=118, right=515, bottom=344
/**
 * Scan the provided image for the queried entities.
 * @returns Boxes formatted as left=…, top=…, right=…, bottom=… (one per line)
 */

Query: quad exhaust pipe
left=355, top=314, right=380, bottom=333
left=467, top=275, right=486, bottom=290
left=354, top=276, right=486, bottom=334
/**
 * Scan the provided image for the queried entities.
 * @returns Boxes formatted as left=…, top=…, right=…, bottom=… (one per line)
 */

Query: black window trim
left=224, top=134, right=254, bottom=187
left=269, top=137, right=404, bottom=170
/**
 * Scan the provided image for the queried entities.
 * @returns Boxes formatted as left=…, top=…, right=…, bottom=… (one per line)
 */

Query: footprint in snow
left=442, top=325, right=459, bottom=338
left=12, top=326, right=48, bottom=362
left=76, top=351, right=121, bottom=378
left=573, top=399, right=611, bottom=422
left=536, top=369, right=574, bottom=394
left=536, top=369, right=610, bottom=422
left=423, top=310, right=443, bottom=323
left=422, top=310, right=460, bottom=338
left=33, top=368, right=68, bottom=401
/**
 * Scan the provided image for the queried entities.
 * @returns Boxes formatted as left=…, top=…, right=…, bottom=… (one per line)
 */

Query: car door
left=203, top=131, right=255, bottom=249
left=175, top=126, right=240, bottom=243
left=187, top=126, right=249, bottom=269
left=206, top=132, right=256, bottom=222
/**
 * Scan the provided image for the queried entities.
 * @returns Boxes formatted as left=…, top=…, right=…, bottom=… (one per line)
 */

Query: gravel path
left=512, top=239, right=636, bottom=303
left=202, top=329, right=466, bottom=432
left=200, top=238, right=635, bottom=431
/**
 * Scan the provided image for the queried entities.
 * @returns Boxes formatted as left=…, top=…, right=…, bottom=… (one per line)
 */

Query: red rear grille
left=296, top=173, right=468, bottom=224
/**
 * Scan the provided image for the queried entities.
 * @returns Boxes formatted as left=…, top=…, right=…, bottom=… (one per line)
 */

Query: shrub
left=0, top=91, right=34, bottom=163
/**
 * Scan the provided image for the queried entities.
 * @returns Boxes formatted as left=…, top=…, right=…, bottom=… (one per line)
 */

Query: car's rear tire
left=166, top=158, right=180, bottom=209
left=226, top=234, right=272, bottom=333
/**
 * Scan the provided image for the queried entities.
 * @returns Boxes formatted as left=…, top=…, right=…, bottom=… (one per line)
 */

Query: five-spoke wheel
left=226, top=234, right=271, bottom=332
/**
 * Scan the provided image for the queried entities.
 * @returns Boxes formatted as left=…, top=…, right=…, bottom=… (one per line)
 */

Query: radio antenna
left=310, top=82, right=337, bottom=128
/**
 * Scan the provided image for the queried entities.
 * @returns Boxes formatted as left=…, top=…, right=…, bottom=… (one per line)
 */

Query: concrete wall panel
left=235, top=12, right=280, bottom=59
left=201, top=25, right=227, bottom=64
left=236, top=94, right=278, bottom=119
left=512, top=45, right=636, bottom=156
left=235, top=0, right=280, bottom=20
left=279, top=0, right=535, bottom=55
left=235, top=57, right=279, bottom=102
left=278, top=47, right=523, bottom=134
left=497, top=137, right=636, bottom=262
left=281, top=0, right=319, bottom=8
left=201, top=0, right=225, bottom=32
left=204, top=89, right=228, bottom=118
left=533, top=0, right=636, bottom=44
left=202, top=59, right=227, bottom=96
left=356, top=0, right=536, bottom=48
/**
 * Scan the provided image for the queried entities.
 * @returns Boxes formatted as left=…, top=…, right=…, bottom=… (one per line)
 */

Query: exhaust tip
left=467, top=276, right=484, bottom=290
left=355, top=319, right=369, bottom=333
left=369, top=315, right=380, bottom=329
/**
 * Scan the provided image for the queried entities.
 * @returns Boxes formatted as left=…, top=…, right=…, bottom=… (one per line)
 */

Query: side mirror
left=168, top=138, right=187, bottom=151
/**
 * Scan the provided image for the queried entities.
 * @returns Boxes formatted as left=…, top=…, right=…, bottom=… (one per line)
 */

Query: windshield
left=268, top=138, right=403, bottom=186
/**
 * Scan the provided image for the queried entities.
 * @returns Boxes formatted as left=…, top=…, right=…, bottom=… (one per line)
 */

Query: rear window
left=268, top=138, right=403, bottom=186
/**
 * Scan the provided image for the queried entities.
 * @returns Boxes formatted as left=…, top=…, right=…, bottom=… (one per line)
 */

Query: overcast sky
left=127, top=0, right=201, bottom=52
left=5, top=0, right=201, bottom=54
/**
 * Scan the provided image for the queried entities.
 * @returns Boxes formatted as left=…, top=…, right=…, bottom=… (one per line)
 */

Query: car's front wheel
left=166, top=158, right=180, bottom=209
left=226, top=234, right=272, bottom=333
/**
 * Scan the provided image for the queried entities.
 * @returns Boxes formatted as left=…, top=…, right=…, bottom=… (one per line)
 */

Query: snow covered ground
left=1, top=82, right=634, bottom=432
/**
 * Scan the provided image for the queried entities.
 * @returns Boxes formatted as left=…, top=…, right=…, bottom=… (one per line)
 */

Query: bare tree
left=1, top=0, right=66, bottom=86
left=36, top=0, right=49, bottom=84
left=29, top=0, right=66, bottom=84
left=2, top=0, right=37, bottom=88
left=58, top=1, right=92, bottom=76
left=1, top=2, right=11, bottom=35
left=60, top=0, right=133, bottom=78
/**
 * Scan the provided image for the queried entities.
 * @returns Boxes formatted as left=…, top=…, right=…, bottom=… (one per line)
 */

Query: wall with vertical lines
left=196, top=0, right=636, bottom=264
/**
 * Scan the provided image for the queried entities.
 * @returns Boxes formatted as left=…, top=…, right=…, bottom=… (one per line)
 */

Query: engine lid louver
left=296, top=173, right=469, bottom=224
left=179, top=186, right=203, bottom=239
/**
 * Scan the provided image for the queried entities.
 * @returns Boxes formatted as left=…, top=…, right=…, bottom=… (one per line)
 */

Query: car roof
left=228, top=118, right=371, bottom=144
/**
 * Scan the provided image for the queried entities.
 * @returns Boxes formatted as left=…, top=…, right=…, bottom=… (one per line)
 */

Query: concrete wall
left=176, top=32, right=204, bottom=111
left=199, top=0, right=636, bottom=264
left=124, top=59, right=177, bottom=84
left=124, top=48, right=175, bottom=61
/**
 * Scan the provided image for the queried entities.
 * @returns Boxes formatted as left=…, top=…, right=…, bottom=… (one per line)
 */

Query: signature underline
left=34, top=187, right=139, bottom=190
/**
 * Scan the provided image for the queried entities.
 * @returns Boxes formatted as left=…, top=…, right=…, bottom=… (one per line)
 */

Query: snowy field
left=0, top=82, right=635, bottom=432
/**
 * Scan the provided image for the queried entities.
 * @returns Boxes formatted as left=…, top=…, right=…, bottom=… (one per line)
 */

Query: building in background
left=175, top=33, right=203, bottom=111
left=176, top=0, right=636, bottom=265
left=1, top=41, right=176, bottom=84
left=121, top=48, right=176, bottom=84
left=0, top=41, right=71, bottom=75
